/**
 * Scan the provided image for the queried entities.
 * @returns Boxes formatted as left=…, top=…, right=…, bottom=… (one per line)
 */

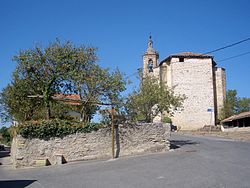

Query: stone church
left=143, top=36, right=226, bottom=130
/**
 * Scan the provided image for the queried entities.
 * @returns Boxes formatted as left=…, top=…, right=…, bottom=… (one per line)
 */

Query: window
left=179, top=57, right=184, bottom=62
left=148, top=59, right=153, bottom=72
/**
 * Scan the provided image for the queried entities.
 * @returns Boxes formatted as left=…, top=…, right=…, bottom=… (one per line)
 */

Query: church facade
left=143, top=37, right=226, bottom=130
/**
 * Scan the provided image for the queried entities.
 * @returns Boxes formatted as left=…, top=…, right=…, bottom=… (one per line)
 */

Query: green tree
left=1, top=77, right=43, bottom=122
left=126, top=75, right=185, bottom=123
left=220, top=90, right=250, bottom=120
left=237, top=97, right=250, bottom=113
left=71, top=66, right=126, bottom=122
left=1, top=39, right=126, bottom=123
left=12, top=40, right=95, bottom=119
left=221, top=89, right=238, bottom=119
left=0, top=126, right=12, bottom=145
left=0, top=95, right=10, bottom=124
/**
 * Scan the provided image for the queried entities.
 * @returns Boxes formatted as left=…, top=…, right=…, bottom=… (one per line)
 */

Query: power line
left=204, top=37, right=250, bottom=55
left=217, top=51, right=250, bottom=62
left=129, top=37, right=250, bottom=78
left=131, top=50, right=250, bottom=76
left=136, top=50, right=250, bottom=73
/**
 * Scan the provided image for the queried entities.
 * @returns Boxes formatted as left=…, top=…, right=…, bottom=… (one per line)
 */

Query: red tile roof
left=221, top=111, right=250, bottom=123
left=53, top=94, right=81, bottom=106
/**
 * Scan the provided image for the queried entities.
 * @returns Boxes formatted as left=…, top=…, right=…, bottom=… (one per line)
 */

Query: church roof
left=170, top=52, right=213, bottom=58
left=159, top=52, right=214, bottom=65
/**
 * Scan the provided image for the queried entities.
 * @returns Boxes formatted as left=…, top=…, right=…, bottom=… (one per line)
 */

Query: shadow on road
left=0, top=180, right=37, bottom=188
left=170, top=140, right=199, bottom=149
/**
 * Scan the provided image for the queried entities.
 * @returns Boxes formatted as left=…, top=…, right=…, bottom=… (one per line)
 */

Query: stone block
left=34, top=159, right=49, bottom=167
left=55, top=154, right=63, bottom=165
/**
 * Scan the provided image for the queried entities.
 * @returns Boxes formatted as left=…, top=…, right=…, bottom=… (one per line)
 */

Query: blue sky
left=0, top=0, right=249, bottom=101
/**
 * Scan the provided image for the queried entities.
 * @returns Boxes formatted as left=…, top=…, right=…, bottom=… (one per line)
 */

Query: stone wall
left=11, top=123, right=170, bottom=168
left=215, top=67, right=226, bottom=120
left=169, top=58, right=216, bottom=130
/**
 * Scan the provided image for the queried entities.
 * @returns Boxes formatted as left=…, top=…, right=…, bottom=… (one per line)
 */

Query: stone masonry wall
left=169, top=58, right=215, bottom=130
left=215, top=67, right=226, bottom=120
left=11, top=123, right=170, bottom=168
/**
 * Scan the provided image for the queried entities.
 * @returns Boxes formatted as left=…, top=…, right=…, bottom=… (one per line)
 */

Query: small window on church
left=148, top=59, right=153, bottom=72
left=179, top=57, right=184, bottom=62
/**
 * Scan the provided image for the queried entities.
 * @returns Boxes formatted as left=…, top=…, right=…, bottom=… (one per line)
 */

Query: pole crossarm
left=27, top=95, right=118, bottom=106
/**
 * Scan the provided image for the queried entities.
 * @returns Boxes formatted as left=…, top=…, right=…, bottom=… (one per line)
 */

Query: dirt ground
left=178, top=130, right=250, bottom=142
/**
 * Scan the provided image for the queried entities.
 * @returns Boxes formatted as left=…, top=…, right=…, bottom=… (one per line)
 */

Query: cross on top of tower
left=148, top=35, right=153, bottom=48
left=146, top=35, right=157, bottom=54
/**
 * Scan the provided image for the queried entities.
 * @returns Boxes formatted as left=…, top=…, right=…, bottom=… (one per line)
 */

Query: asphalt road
left=1, top=133, right=250, bottom=188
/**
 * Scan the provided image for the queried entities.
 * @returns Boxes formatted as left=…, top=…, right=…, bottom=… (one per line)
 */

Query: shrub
left=0, top=126, right=12, bottom=146
left=162, top=116, right=172, bottom=124
left=17, top=119, right=101, bottom=139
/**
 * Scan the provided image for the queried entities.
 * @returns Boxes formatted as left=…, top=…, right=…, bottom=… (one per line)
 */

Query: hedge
left=17, top=119, right=101, bottom=139
left=162, top=116, right=172, bottom=124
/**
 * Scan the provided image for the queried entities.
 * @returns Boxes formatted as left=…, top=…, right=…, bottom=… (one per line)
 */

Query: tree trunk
left=80, top=111, right=91, bottom=123
left=43, top=91, right=51, bottom=120
left=43, top=78, right=54, bottom=120
left=46, top=104, right=51, bottom=120
left=80, top=105, right=85, bottom=122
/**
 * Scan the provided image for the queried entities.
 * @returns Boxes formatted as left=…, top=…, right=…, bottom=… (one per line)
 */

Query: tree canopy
left=220, top=89, right=250, bottom=120
left=126, top=75, right=185, bottom=123
left=1, top=39, right=126, bottom=123
left=0, top=96, right=10, bottom=124
left=0, top=126, right=12, bottom=145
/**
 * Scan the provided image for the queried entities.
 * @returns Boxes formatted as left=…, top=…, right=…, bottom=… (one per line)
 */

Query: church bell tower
left=143, top=36, right=159, bottom=77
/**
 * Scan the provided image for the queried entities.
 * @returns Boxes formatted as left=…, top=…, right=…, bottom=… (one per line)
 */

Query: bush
left=162, top=116, right=172, bottom=124
left=17, top=119, right=101, bottom=139
left=0, top=126, right=12, bottom=146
